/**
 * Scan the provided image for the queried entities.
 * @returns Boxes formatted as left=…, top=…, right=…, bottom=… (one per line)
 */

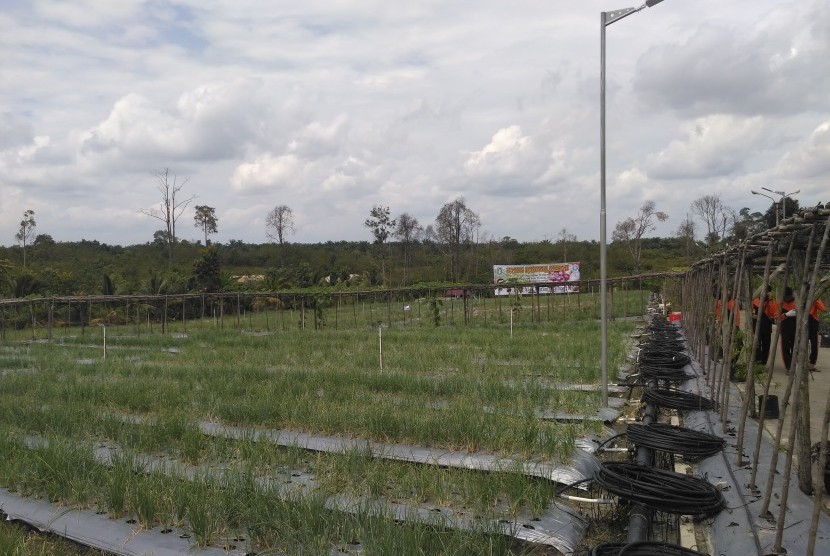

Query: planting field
left=0, top=292, right=642, bottom=555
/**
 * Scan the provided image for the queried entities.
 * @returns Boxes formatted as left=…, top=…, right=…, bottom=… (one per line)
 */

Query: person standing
left=752, top=286, right=778, bottom=365
left=808, top=297, right=827, bottom=371
left=779, top=287, right=797, bottom=373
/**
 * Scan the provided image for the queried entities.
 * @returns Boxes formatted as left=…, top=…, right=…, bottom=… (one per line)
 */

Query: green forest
left=0, top=234, right=696, bottom=298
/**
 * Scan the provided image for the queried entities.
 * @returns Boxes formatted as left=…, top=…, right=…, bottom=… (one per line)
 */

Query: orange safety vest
left=753, top=297, right=778, bottom=320
left=726, top=298, right=740, bottom=328
left=780, top=299, right=796, bottom=320
left=810, top=299, right=826, bottom=321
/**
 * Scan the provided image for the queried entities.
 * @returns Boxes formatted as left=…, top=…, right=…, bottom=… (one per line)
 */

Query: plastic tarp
left=21, top=438, right=588, bottom=554
left=680, top=358, right=830, bottom=555
left=197, top=420, right=602, bottom=487
left=0, top=489, right=245, bottom=556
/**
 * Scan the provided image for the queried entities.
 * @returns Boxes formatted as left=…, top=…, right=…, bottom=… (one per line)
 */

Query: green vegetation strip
left=1, top=489, right=244, bottom=556
left=13, top=434, right=586, bottom=553
left=196, top=420, right=601, bottom=486
left=0, top=318, right=637, bottom=555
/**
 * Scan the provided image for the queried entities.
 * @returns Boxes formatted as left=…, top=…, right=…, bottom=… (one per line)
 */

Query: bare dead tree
left=435, top=197, right=480, bottom=282
left=691, top=194, right=733, bottom=246
left=394, top=212, right=423, bottom=286
left=557, top=227, right=577, bottom=262
left=612, top=200, right=668, bottom=274
left=675, top=214, right=697, bottom=257
left=265, top=205, right=295, bottom=266
left=140, top=169, right=195, bottom=266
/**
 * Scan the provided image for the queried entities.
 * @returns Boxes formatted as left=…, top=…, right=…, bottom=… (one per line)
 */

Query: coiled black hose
left=637, top=364, right=693, bottom=383
left=641, top=388, right=715, bottom=411
left=626, top=423, right=724, bottom=461
left=638, top=348, right=691, bottom=369
left=590, top=541, right=707, bottom=555
left=589, top=544, right=626, bottom=556
left=594, top=462, right=725, bottom=517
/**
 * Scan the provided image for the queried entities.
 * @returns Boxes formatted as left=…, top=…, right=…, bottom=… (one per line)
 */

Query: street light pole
left=751, top=190, right=779, bottom=227
left=762, top=186, right=800, bottom=221
left=600, top=0, right=667, bottom=409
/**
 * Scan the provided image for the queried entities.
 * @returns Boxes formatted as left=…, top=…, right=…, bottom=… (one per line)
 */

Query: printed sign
left=493, top=262, right=580, bottom=296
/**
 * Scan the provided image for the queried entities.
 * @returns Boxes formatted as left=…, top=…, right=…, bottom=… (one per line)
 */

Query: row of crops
left=0, top=291, right=644, bottom=555
left=0, top=283, right=654, bottom=341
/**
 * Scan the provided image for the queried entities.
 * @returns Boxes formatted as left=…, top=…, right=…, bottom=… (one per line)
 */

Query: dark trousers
left=755, top=315, right=773, bottom=364
left=809, top=317, right=820, bottom=365
left=780, top=317, right=796, bottom=371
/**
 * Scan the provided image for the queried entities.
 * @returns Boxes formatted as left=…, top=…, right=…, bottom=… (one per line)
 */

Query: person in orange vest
left=808, top=297, right=827, bottom=371
left=752, top=286, right=778, bottom=365
left=779, top=287, right=797, bottom=373
left=726, top=293, right=740, bottom=328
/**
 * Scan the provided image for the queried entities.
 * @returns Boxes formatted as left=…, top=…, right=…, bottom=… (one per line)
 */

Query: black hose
left=641, top=388, right=715, bottom=411
left=637, top=364, right=694, bottom=384
left=638, top=348, right=691, bottom=369
left=594, top=462, right=725, bottom=517
left=590, top=541, right=707, bottom=555
left=626, top=423, right=724, bottom=461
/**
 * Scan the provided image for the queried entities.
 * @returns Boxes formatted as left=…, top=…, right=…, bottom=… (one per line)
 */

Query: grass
left=0, top=293, right=642, bottom=555
left=0, top=519, right=110, bottom=556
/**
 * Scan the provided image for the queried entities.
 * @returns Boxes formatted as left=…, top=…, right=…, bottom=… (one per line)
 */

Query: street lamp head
left=761, top=186, right=785, bottom=196
left=645, top=0, right=666, bottom=6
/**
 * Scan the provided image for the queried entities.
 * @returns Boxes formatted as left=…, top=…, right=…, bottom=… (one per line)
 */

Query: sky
left=1, top=0, right=829, bottom=247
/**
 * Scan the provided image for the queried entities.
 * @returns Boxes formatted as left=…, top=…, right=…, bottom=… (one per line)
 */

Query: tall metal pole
left=599, top=2, right=666, bottom=409
left=600, top=11, right=609, bottom=408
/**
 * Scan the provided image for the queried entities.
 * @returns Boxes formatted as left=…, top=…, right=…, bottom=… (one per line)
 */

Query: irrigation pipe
left=625, top=423, right=723, bottom=461
left=558, top=494, right=614, bottom=504
left=594, top=462, right=725, bottom=517
left=773, top=214, right=830, bottom=554
left=627, top=382, right=657, bottom=543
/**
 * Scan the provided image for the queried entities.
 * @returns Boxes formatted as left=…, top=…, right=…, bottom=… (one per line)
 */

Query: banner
left=493, top=262, right=580, bottom=296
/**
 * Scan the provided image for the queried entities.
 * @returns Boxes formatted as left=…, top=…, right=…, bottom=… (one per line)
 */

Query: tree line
left=3, top=169, right=790, bottom=299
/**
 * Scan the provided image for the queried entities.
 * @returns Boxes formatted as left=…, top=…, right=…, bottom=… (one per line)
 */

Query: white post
left=510, top=308, right=514, bottom=338
left=378, top=325, right=383, bottom=371
left=102, top=325, right=107, bottom=360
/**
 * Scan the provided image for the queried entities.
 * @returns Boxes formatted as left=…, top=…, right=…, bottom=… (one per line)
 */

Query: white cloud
left=775, top=120, right=830, bottom=179
left=464, top=126, right=533, bottom=175
left=230, top=153, right=304, bottom=195
left=645, top=115, right=767, bottom=180
left=1, top=0, right=829, bottom=246
left=32, top=0, right=145, bottom=27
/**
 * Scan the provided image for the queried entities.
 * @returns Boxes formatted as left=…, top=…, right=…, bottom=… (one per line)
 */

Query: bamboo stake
left=773, top=218, right=829, bottom=553
left=761, top=227, right=816, bottom=515
left=807, top=380, right=830, bottom=556
left=736, top=240, right=775, bottom=466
